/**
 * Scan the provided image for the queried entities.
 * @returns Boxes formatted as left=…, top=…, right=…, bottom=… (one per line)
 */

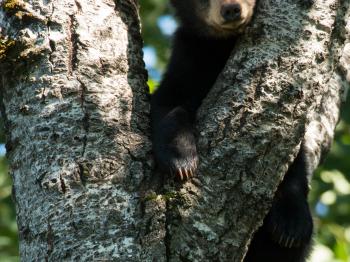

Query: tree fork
left=0, top=0, right=348, bottom=261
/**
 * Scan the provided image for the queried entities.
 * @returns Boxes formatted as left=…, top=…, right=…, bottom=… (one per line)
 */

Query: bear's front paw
left=154, top=130, right=199, bottom=181
left=265, top=195, right=313, bottom=248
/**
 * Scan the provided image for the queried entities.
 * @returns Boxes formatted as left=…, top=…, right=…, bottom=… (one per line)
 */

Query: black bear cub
left=151, top=0, right=313, bottom=261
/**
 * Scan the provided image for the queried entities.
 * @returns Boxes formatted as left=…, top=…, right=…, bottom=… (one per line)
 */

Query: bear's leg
left=244, top=148, right=313, bottom=262
left=243, top=226, right=312, bottom=262
left=151, top=103, right=198, bottom=180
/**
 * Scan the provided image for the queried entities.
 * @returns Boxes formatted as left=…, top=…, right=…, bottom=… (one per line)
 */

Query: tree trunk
left=0, top=0, right=151, bottom=260
left=0, top=0, right=348, bottom=261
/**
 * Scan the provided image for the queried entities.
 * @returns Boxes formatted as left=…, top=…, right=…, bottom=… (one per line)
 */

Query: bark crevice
left=67, top=14, right=79, bottom=75
left=77, top=79, right=89, bottom=158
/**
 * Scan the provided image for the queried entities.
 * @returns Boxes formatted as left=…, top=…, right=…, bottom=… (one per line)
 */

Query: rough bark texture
left=0, top=0, right=348, bottom=261
left=0, top=0, right=151, bottom=260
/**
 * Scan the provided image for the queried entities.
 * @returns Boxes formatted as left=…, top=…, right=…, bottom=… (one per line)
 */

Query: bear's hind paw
left=266, top=197, right=313, bottom=249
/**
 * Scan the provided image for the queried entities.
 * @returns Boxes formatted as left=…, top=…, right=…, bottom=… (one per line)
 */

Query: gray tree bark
left=0, top=0, right=348, bottom=261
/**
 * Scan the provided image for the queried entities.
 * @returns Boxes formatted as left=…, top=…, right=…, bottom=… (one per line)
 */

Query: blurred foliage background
left=0, top=117, right=18, bottom=262
left=0, top=1, right=349, bottom=261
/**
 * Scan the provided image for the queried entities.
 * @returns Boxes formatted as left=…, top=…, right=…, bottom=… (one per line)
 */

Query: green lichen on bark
left=2, top=0, right=47, bottom=23
left=143, top=191, right=179, bottom=202
left=2, top=0, right=24, bottom=10
left=2, top=0, right=26, bottom=16
left=0, top=36, right=15, bottom=61
left=144, top=193, right=158, bottom=202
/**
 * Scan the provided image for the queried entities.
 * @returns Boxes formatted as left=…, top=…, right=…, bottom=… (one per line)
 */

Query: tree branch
left=163, top=0, right=349, bottom=260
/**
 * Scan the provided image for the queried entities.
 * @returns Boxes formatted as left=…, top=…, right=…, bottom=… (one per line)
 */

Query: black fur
left=151, top=29, right=235, bottom=178
left=151, top=0, right=314, bottom=260
left=244, top=149, right=313, bottom=262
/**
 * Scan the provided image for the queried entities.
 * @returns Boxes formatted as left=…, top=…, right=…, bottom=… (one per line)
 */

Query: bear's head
left=171, top=0, right=256, bottom=37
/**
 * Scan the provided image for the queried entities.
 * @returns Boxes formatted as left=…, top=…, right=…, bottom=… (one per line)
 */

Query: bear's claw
left=176, top=167, right=196, bottom=180
left=173, top=156, right=198, bottom=181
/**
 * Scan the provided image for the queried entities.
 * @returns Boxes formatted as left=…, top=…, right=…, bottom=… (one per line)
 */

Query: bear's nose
left=220, top=3, right=241, bottom=22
